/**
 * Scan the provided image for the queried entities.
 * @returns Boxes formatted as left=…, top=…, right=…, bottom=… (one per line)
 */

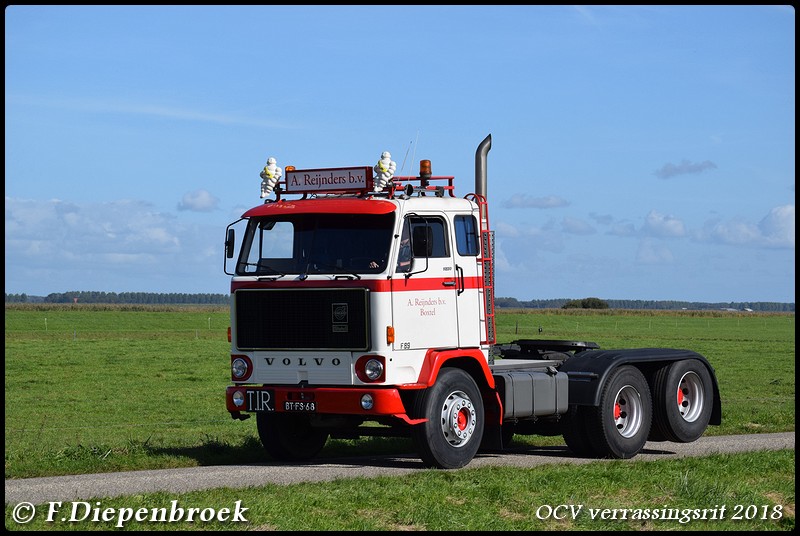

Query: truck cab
left=223, top=136, right=721, bottom=469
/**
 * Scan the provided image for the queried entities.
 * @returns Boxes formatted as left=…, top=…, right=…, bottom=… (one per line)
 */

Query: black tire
left=412, top=368, right=485, bottom=469
left=561, top=405, right=597, bottom=457
left=651, top=360, right=714, bottom=443
left=501, top=422, right=516, bottom=448
left=587, top=366, right=652, bottom=459
left=256, top=412, right=329, bottom=461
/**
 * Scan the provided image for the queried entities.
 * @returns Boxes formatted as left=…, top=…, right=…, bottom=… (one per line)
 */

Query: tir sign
left=284, top=166, right=373, bottom=194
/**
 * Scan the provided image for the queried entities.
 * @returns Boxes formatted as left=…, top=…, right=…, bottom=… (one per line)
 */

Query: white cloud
left=643, top=210, right=686, bottom=237
left=696, top=205, right=795, bottom=249
left=502, top=194, right=570, bottom=209
left=561, top=217, right=596, bottom=235
left=636, top=238, right=674, bottom=264
left=758, top=205, right=795, bottom=248
left=697, top=218, right=760, bottom=246
left=608, top=222, right=637, bottom=237
left=492, top=240, right=526, bottom=273
left=5, top=196, right=223, bottom=294
left=653, top=159, right=717, bottom=179
left=8, top=95, right=296, bottom=130
left=493, top=220, right=521, bottom=238
left=589, top=212, right=614, bottom=225
left=177, top=189, right=219, bottom=212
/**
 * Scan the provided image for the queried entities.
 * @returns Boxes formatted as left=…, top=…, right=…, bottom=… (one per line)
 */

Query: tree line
left=5, top=292, right=230, bottom=305
left=4, top=292, right=794, bottom=312
left=494, top=296, right=795, bottom=312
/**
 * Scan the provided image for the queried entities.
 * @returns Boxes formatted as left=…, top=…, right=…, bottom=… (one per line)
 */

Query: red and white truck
left=223, top=135, right=721, bottom=469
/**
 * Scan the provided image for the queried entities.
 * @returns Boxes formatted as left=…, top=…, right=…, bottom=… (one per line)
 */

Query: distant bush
left=562, top=297, right=609, bottom=309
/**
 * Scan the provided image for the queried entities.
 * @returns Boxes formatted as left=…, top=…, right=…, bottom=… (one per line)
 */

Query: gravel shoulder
left=5, top=432, right=794, bottom=505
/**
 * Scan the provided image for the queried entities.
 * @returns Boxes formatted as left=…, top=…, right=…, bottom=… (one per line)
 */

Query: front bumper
left=225, top=385, right=425, bottom=424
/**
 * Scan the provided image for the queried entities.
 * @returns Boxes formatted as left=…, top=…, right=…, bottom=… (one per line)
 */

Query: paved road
left=5, top=432, right=794, bottom=505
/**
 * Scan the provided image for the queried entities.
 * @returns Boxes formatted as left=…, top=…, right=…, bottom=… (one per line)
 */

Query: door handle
left=442, top=280, right=456, bottom=287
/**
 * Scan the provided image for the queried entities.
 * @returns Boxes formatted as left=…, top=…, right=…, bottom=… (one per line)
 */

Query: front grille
left=235, top=288, right=370, bottom=350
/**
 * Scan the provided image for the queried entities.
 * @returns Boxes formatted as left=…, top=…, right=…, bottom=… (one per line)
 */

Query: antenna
left=409, top=131, right=419, bottom=176
left=398, top=138, right=413, bottom=176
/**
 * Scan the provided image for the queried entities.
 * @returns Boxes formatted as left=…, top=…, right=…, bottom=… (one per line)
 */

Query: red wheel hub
left=457, top=408, right=469, bottom=430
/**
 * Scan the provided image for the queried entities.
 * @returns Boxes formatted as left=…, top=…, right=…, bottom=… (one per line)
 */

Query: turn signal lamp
left=386, top=325, right=395, bottom=344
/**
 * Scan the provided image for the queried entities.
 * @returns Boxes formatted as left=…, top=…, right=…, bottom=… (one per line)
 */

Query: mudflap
left=480, top=424, right=504, bottom=452
left=479, top=389, right=506, bottom=452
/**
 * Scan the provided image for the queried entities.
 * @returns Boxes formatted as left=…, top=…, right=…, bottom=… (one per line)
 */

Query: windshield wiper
left=304, top=259, right=361, bottom=280
left=256, top=263, right=286, bottom=280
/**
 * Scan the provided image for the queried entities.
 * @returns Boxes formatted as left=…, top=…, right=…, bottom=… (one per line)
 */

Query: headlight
left=232, top=390, right=245, bottom=407
left=364, top=358, right=384, bottom=381
left=231, top=357, right=249, bottom=379
left=355, top=355, right=385, bottom=383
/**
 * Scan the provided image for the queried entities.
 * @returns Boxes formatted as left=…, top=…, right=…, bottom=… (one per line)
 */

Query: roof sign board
left=284, top=167, right=373, bottom=194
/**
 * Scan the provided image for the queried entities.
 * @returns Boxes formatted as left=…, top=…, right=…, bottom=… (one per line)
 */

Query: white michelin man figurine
left=373, top=151, right=397, bottom=192
left=260, top=157, right=283, bottom=199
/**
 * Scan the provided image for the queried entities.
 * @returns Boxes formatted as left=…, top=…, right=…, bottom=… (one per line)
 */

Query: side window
left=410, top=217, right=449, bottom=258
left=396, top=223, right=412, bottom=272
left=260, top=221, right=294, bottom=259
left=240, top=220, right=295, bottom=274
left=454, top=215, right=479, bottom=256
left=396, top=216, right=450, bottom=273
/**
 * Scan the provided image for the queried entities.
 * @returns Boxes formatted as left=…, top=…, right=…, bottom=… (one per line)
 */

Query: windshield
left=236, top=213, right=396, bottom=276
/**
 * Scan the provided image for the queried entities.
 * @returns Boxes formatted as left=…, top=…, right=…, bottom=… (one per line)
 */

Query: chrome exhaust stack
left=475, top=134, right=492, bottom=198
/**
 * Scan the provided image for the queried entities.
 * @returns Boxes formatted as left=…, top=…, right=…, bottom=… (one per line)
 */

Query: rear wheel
left=256, top=412, right=329, bottom=461
left=651, top=360, right=713, bottom=443
left=412, top=368, right=484, bottom=469
left=587, top=366, right=652, bottom=459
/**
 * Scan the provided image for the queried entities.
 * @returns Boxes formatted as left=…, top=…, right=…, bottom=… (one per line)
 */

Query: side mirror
left=225, top=229, right=235, bottom=259
left=411, top=225, right=433, bottom=257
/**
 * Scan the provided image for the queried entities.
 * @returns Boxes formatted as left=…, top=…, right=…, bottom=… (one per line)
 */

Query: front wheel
left=587, top=365, right=652, bottom=459
left=651, top=360, right=714, bottom=443
left=412, top=368, right=485, bottom=469
left=256, top=412, right=329, bottom=461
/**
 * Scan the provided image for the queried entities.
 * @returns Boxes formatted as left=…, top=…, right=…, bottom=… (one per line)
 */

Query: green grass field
left=5, top=305, right=794, bottom=479
left=4, top=305, right=795, bottom=530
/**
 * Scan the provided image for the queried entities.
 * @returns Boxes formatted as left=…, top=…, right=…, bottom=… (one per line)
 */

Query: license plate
left=246, top=389, right=275, bottom=412
left=284, top=401, right=316, bottom=412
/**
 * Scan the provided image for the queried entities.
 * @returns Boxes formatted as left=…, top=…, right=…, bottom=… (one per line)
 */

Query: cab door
left=451, top=211, right=482, bottom=348
left=390, top=213, right=459, bottom=351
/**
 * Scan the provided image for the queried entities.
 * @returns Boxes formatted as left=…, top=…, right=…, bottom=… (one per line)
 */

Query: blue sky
left=5, top=5, right=795, bottom=303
